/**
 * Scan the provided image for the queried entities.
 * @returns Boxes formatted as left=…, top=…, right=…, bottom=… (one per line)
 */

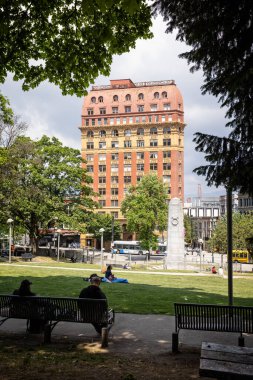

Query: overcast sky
left=1, top=17, right=228, bottom=200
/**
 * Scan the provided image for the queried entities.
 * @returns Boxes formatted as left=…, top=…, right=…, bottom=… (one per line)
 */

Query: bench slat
left=200, top=358, right=253, bottom=378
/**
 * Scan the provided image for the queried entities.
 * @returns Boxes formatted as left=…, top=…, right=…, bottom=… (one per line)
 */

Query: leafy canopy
left=0, top=0, right=152, bottom=96
left=86, top=213, right=121, bottom=243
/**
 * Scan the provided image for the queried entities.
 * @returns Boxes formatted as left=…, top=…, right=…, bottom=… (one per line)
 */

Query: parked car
left=13, top=245, right=26, bottom=256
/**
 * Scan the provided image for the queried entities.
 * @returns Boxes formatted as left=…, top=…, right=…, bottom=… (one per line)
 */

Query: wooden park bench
left=21, top=252, right=33, bottom=261
left=0, top=295, right=115, bottom=347
left=172, top=303, right=253, bottom=353
left=200, top=341, right=253, bottom=379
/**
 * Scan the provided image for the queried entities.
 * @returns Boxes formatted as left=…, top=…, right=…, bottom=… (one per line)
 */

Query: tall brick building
left=80, top=79, right=185, bottom=239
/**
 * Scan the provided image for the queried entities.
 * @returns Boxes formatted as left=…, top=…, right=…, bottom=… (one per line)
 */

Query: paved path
left=1, top=313, right=253, bottom=354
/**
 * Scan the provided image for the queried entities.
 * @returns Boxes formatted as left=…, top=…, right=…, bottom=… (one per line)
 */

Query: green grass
left=1, top=262, right=253, bottom=315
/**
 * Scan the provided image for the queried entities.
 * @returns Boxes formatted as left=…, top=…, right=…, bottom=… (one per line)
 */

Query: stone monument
left=165, top=197, right=185, bottom=269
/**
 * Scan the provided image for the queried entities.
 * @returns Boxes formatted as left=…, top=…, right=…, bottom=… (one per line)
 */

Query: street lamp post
left=7, top=219, right=13, bottom=264
left=99, top=228, right=105, bottom=272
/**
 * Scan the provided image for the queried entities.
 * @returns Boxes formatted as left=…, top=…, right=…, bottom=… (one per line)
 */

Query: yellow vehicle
left=232, top=249, right=251, bottom=263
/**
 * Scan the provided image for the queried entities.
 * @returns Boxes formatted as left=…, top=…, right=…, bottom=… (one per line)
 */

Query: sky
left=1, top=16, right=228, bottom=200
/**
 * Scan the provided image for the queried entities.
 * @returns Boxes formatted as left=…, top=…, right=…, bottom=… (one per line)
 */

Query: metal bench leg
left=44, top=324, right=51, bottom=344
left=238, top=334, right=244, bottom=347
left=172, top=332, right=179, bottom=353
left=101, top=327, right=108, bottom=348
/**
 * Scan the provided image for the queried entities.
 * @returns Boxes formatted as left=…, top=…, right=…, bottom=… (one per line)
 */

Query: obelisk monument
left=165, top=197, right=185, bottom=269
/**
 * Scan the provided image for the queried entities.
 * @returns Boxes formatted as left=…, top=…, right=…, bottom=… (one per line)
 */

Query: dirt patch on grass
left=0, top=335, right=201, bottom=380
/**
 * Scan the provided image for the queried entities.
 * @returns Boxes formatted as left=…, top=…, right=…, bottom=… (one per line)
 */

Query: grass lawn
left=1, top=261, right=253, bottom=315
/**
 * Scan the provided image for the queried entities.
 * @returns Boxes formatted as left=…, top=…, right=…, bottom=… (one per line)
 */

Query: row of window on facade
left=183, top=208, right=220, bottom=218
left=84, top=114, right=182, bottom=126
left=86, top=151, right=172, bottom=161
left=87, top=163, right=173, bottom=172
left=97, top=175, right=171, bottom=185
left=86, top=126, right=175, bottom=138
left=89, top=92, right=179, bottom=104
left=86, top=139, right=177, bottom=150
left=87, top=101, right=181, bottom=114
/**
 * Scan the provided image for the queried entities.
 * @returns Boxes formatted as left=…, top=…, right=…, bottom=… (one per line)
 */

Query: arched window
left=124, top=129, right=131, bottom=136
left=162, top=91, right=167, bottom=98
left=125, top=94, right=131, bottom=101
left=87, top=130, right=94, bottom=137
left=154, top=92, right=159, bottom=99
left=113, top=95, right=118, bottom=102
left=137, top=128, right=144, bottom=136
left=111, top=129, right=119, bottom=137
left=163, top=127, right=171, bottom=134
left=99, top=130, right=106, bottom=137
left=138, top=93, right=144, bottom=100
left=98, top=96, right=103, bottom=103
left=150, top=127, right=157, bottom=135
left=91, top=97, right=96, bottom=103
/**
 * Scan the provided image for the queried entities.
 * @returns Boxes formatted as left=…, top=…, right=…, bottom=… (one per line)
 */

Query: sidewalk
left=1, top=313, right=253, bottom=354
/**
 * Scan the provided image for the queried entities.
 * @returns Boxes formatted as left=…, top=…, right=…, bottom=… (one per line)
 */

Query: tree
left=121, top=174, right=168, bottom=257
left=183, top=215, right=192, bottom=245
left=209, top=212, right=253, bottom=255
left=0, top=135, right=97, bottom=252
left=152, top=1, right=253, bottom=194
left=86, top=213, right=121, bottom=244
left=0, top=1, right=152, bottom=96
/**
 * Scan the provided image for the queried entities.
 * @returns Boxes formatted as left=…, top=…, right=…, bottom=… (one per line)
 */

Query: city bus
left=112, top=241, right=167, bottom=255
left=232, top=249, right=252, bottom=263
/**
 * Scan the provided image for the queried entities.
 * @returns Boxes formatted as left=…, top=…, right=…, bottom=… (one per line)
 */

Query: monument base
left=164, top=255, right=186, bottom=270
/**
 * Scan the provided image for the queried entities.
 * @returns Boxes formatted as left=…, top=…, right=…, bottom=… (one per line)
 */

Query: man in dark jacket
left=79, top=276, right=107, bottom=334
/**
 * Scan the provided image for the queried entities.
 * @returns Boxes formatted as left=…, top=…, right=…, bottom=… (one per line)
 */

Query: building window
left=162, top=115, right=165, bottom=122
left=111, top=176, right=118, bottom=184
left=99, top=165, right=106, bottom=172
left=163, top=127, right=171, bottom=134
left=155, top=115, right=159, bottom=122
left=111, top=129, right=118, bottom=137
left=163, top=163, right=171, bottom=170
left=124, top=164, right=131, bottom=172
left=99, top=130, right=106, bottom=137
left=86, top=154, right=93, bottom=161
left=99, top=177, right=106, bottom=184
left=99, top=188, right=106, bottom=195
left=162, top=91, right=167, bottom=98
left=164, top=103, right=171, bottom=110
left=125, top=94, right=131, bottom=101
left=124, top=176, right=131, bottom=183
left=148, top=116, right=152, bottom=122
left=92, top=119, right=95, bottom=126
left=123, top=117, right=127, bottom=124
left=111, top=212, right=118, bottom=219
left=168, top=116, right=172, bottom=122
left=129, top=116, right=133, bottom=123
left=163, top=151, right=171, bottom=158
left=86, top=165, right=93, bottom=172
left=87, top=130, right=94, bottom=137
left=111, top=200, right=118, bottom=206
left=99, top=200, right=106, bottom=207
left=163, top=139, right=171, bottom=146
left=138, top=93, right=144, bottom=100
left=124, top=152, right=131, bottom=159
left=163, top=175, right=170, bottom=183
left=150, top=104, right=157, bottom=111
left=150, top=127, right=157, bottom=135
left=99, top=141, right=106, bottom=149
left=178, top=103, right=182, bottom=110
left=98, top=96, right=103, bottom=103
left=91, top=97, right=96, bottom=103
left=137, top=152, right=144, bottom=159
left=150, top=163, right=157, bottom=170
left=113, top=95, right=118, bottom=102
left=137, top=163, right=144, bottom=171
left=86, top=142, right=94, bottom=149
left=112, top=107, right=118, bottom=114
left=104, top=118, right=108, bottom=125
left=137, top=176, right=143, bottom=182
left=87, top=108, right=93, bottom=115
left=138, top=105, right=144, bottom=112
left=85, top=119, right=89, bottom=126
left=98, top=118, right=102, bottom=125
left=154, top=92, right=159, bottom=99
left=124, top=140, right=132, bottom=148
left=111, top=141, right=119, bottom=148
left=100, top=108, right=106, bottom=114
left=124, top=129, right=131, bottom=136
left=150, top=139, right=158, bottom=147
left=110, top=118, right=114, bottom=125
left=111, top=164, right=118, bottom=172
left=99, top=153, right=106, bottom=161
left=137, top=128, right=144, bottom=135
left=111, top=188, right=118, bottom=195
left=135, top=116, right=140, bottom=123
left=150, top=152, right=158, bottom=159
left=116, top=117, right=120, bottom=124
left=137, top=140, right=144, bottom=147
left=142, top=116, right=146, bottom=122
left=111, top=153, right=118, bottom=160
left=125, top=106, right=131, bottom=113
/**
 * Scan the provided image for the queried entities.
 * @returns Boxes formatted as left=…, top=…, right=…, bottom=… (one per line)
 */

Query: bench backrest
left=175, top=303, right=253, bottom=333
left=0, top=295, right=109, bottom=324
